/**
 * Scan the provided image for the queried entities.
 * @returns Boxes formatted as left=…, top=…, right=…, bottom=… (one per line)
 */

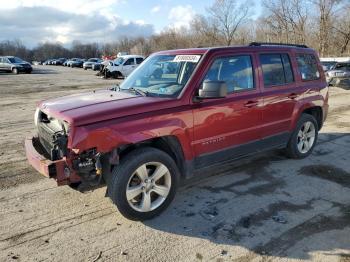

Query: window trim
left=296, top=53, right=321, bottom=82
left=259, top=53, right=295, bottom=88
left=200, top=54, right=256, bottom=95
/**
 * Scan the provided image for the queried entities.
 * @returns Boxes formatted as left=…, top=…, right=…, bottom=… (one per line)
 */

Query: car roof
left=119, top=55, right=144, bottom=59
left=155, top=45, right=315, bottom=56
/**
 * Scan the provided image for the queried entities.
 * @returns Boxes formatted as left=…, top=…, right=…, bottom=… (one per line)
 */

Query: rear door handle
left=244, top=101, right=259, bottom=108
left=288, top=93, right=298, bottom=99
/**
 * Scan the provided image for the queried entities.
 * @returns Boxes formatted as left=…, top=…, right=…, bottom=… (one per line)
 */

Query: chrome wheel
left=126, top=162, right=171, bottom=212
left=297, top=121, right=316, bottom=154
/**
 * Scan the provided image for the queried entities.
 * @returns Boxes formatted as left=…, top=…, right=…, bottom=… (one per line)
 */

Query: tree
left=207, top=0, right=253, bottom=46
left=262, top=0, right=309, bottom=44
left=310, top=0, right=343, bottom=56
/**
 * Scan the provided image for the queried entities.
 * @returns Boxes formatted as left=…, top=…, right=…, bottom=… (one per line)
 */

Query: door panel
left=122, top=58, right=136, bottom=76
left=192, top=93, right=263, bottom=157
left=192, top=53, right=263, bottom=166
left=258, top=52, right=302, bottom=140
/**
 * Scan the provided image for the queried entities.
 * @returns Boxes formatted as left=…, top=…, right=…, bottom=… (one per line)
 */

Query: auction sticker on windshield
left=173, top=55, right=201, bottom=63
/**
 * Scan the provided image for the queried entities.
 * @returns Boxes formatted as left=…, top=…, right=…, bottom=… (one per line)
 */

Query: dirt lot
left=0, top=66, right=350, bottom=262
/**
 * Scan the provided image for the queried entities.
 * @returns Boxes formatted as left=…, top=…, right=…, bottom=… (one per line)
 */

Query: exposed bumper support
left=25, top=137, right=80, bottom=186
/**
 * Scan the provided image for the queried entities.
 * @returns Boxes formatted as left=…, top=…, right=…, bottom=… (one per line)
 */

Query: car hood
left=38, top=89, right=173, bottom=126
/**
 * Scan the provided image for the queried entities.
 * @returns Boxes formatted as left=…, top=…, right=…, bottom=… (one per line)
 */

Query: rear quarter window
left=296, top=54, right=320, bottom=81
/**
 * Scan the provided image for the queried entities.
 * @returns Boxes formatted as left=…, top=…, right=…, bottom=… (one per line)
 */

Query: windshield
left=120, top=54, right=201, bottom=97
left=114, top=57, right=124, bottom=65
left=8, top=57, right=23, bottom=63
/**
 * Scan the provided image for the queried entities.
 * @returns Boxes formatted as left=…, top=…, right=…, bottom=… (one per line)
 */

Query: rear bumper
left=25, top=137, right=79, bottom=186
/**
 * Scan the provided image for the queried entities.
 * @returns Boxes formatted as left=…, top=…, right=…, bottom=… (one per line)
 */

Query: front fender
left=69, top=112, right=194, bottom=160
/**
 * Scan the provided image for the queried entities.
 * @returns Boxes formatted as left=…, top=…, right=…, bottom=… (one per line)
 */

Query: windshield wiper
left=128, top=87, right=148, bottom=97
left=110, top=83, right=120, bottom=92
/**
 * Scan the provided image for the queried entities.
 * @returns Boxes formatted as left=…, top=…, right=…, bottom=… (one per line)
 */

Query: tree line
left=1, top=0, right=349, bottom=62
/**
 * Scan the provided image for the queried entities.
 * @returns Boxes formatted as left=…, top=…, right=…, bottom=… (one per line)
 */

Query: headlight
left=34, top=108, right=39, bottom=126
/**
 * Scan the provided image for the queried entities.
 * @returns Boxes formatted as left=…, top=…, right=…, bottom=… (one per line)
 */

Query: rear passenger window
left=296, top=54, right=320, bottom=81
left=203, top=55, right=254, bottom=94
left=260, top=54, right=294, bottom=86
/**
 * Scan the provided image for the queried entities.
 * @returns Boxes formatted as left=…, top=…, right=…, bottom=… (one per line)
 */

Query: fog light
left=64, top=167, right=71, bottom=178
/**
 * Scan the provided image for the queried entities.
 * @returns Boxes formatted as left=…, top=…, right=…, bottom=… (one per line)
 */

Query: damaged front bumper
left=25, top=136, right=81, bottom=186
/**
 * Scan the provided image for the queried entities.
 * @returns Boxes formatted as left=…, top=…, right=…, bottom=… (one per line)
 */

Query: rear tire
left=286, top=113, right=318, bottom=159
left=108, top=147, right=179, bottom=221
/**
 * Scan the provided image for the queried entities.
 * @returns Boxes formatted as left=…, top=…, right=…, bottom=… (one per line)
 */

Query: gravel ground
left=0, top=66, right=350, bottom=262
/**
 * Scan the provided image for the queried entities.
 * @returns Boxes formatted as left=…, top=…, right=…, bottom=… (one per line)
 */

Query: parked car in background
left=91, top=62, right=102, bottom=71
left=326, top=62, right=350, bottom=86
left=92, top=59, right=110, bottom=71
left=83, top=58, right=102, bottom=70
left=321, top=61, right=336, bottom=71
left=0, top=56, right=32, bottom=74
left=71, top=59, right=85, bottom=68
left=25, top=42, right=328, bottom=220
left=106, top=55, right=144, bottom=78
left=53, top=58, right=67, bottom=65
left=66, top=58, right=81, bottom=67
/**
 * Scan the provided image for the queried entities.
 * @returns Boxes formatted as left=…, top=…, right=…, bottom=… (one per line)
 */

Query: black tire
left=12, top=68, right=19, bottom=74
left=117, top=71, right=123, bottom=79
left=84, top=67, right=87, bottom=70
left=108, top=147, right=180, bottom=220
left=286, top=113, right=318, bottom=159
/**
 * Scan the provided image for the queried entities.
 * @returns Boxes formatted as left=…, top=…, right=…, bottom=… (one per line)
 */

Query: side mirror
left=198, top=80, right=227, bottom=99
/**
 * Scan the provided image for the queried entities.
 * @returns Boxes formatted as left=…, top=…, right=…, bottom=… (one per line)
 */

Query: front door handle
left=244, top=101, right=259, bottom=108
left=288, top=93, right=298, bottom=99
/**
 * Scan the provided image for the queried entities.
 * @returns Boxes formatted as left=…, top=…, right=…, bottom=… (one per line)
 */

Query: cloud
left=151, top=5, right=161, bottom=13
left=168, top=5, right=195, bottom=29
left=0, top=0, right=119, bottom=15
left=0, top=6, right=154, bottom=47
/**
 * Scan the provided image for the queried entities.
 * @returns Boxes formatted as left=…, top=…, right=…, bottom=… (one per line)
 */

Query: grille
left=37, top=123, right=55, bottom=159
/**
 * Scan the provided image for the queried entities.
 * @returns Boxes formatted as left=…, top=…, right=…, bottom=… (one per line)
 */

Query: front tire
left=108, top=147, right=179, bottom=220
left=286, top=113, right=318, bottom=159
left=12, top=68, right=19, bottom=74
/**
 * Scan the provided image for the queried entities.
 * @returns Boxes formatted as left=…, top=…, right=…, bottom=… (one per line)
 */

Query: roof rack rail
left=249, top=42, right=308, bottom=48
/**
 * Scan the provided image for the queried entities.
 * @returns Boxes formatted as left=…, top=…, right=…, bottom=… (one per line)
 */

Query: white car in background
left=106, top=55, right=144, bottom=78
left=83, top=58, right=102, bottom=70
left=326, top=62, right=350, bottom=83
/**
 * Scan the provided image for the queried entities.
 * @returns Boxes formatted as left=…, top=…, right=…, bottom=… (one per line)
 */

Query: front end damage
left=25, top=109, right=111, bottom=190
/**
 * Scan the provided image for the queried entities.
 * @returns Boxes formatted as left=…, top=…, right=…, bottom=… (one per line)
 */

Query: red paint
left=26, top=46, right=328, bottom=185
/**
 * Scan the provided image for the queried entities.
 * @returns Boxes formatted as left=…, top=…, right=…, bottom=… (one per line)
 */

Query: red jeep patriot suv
left=25, top=42, right=328, bottom=220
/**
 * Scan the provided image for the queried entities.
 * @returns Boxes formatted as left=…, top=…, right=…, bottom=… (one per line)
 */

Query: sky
left=0, top=0, right=262, bottom=48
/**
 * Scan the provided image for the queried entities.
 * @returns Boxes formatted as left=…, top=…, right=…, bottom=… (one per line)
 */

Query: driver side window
left=124, top=58, right=135, bottom=65
left=203, top=55, right=254, bottom=94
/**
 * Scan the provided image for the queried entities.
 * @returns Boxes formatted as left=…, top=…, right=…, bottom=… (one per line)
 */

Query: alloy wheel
left=297, top=121, right=316, bottom=154
left=126, top=162, right=171, bottom=212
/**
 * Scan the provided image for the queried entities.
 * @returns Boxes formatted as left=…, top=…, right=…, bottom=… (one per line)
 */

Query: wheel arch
left=116, top=136, right=186, bottom=178
left=301, top=106, right=323, bottom=130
